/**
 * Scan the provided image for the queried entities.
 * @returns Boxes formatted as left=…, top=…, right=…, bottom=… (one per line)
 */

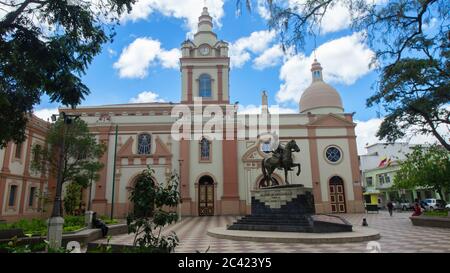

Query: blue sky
left=35, top=1, right=379, bottom=118
left=32, top=0, right=443, bottom=154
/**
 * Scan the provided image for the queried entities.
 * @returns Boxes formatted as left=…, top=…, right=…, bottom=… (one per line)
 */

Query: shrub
left=64, top=182, right=82, bottom=215
left=0, top=216, right=87, bottom=236
left=63, top=215, right=84, bottom=227
left=424, top=210, right=448, bottom=217
left=99, top=216, right=119, bottom=225
left=127, top=167, right=181, bottom=253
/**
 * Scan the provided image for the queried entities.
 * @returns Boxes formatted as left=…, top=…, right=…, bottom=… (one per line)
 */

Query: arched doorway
left=127, top=174, right=155, bottom=217
left=329, top=176, right=346, bottom=213
left=198, top=176, right=214, bottom=216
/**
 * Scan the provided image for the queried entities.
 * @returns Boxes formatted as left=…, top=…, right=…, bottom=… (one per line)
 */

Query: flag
left=378, top=157, right=388, bottom=168
left=386, top=158, right=392, bottom=167
left=378, top=157, right=392, bottom=168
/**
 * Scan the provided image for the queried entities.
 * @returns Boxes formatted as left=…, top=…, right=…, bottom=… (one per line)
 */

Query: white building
left=360, top=143, right=443, bottom=206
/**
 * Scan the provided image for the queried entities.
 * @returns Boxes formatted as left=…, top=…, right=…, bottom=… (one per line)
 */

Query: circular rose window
left=325, top=146, right=342, bottom=163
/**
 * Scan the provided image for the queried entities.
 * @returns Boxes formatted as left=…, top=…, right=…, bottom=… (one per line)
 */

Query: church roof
left=299, top=60, right=344, bottom=113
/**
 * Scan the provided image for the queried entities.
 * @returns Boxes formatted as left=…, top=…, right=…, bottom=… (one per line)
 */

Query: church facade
left=57, top=7, right=364, bottom=217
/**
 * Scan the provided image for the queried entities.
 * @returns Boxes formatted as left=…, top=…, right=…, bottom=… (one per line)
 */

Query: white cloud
left=355, top=117, right=450, bottom=155
left=286, top=0, right=350, bottom=34
left=121, top=0, right=225, bottom=33
left=33, top=108, right=59, bottom=122
left=107, top=48, right=117, bottom=57
left=237, top=104, right=297, bottom=115
left=113, top=37, right=180, bottom=78
left=319, top=2, right=352, bottom=34
left=276, top=32, right=375, bottom=103
left=253, top=44, right=285, bottom=70
left=129, top=91, right=166, bottom=103
left=256, top=0, right=271, bottom=20
left=158, top=48, right=182, bottom=69
left=229, top=30, right=277, bottom=68
left=354, top=118, right=383, bottom=154
left=287, top=0, right=387, bottom=34
left=423, top=17, right=438, bottom=31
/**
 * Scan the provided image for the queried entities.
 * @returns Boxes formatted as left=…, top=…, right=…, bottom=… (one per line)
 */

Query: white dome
left=299, top=60, right=344, bottom=114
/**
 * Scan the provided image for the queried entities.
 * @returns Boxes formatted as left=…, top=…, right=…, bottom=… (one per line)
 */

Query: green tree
left=31, top=117, right=106, bottom=215
left=63, top=181, right=82, bottom=215
left=240, top=0, right=449, bottom=150
left=393, top=145, right=450, bottom=201
left=73, top=161, right=103, bottom=211
left=126, top=167, right=180, bottom=253
left=0, top=0, right=135, bottom=148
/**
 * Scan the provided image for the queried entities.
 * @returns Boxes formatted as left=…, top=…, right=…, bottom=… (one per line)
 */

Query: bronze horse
left=261, top=140, right=301, bottom=186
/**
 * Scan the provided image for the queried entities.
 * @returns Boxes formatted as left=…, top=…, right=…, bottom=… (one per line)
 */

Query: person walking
left=387, top=201, right=394, bottom=217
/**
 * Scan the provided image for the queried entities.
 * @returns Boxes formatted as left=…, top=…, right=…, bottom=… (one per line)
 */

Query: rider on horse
left=262, top=140, right=301, bottom=186
left=271, top=144, right=292, bottom=171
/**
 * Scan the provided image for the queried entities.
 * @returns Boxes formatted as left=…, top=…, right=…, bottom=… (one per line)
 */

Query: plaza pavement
left=93, top=211, right=450, bottom=253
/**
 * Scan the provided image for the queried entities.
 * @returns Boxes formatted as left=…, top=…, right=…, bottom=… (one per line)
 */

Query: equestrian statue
left=261, top=140, right=301, bottom=187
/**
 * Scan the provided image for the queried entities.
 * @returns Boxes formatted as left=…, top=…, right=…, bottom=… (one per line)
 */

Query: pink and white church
left=0, top=7, right=365, bottom=220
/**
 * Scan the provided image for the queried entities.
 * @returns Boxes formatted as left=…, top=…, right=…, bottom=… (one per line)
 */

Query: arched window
left=261, top=141, right=271, bottom=153
left=199, top=74, right=212, bottom=97
left=313, top=70, right=321, bottom=80
left=137, top=133, right=151, bottom=155
left=200, top=137, right=210, bottom=161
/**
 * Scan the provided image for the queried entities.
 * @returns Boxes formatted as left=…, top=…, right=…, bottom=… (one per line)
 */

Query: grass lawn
left=423, top=210, right=449, bottom=217
left=0, top=215, right=120, bottom=236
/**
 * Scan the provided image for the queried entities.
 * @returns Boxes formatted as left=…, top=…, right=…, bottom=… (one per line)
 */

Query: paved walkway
left=94, top=211, right=450, bottom=253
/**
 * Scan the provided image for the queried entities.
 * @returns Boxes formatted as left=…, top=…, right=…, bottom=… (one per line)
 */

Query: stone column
left=347, top=126, right=364, bottom=213
left=92, top=126, right=111, bottom=215
left=47, top=216, right=64, bottom=249
left=217, top=65, right=223, bottom=102
left=307, top=125, right=324, bottom=213
left=221, top=137, right=240, bottom=215
left=187, top=66, right=193, bottom=103
left=179, top=138, right=192, bottom=215
left=19, top=131, right=34, bottom=214
left=0, top=142, right=12, bottom=216
left=85, top=211, right=94, bottom=229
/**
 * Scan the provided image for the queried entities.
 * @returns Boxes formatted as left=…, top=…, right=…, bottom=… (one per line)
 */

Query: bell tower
left=180, top=7, right=230, bottom=104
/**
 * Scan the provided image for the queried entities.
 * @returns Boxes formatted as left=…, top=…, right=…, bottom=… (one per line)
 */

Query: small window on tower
left=313, top=70, right=321, bottom=80
left=199, top=74, right=212, bottom=97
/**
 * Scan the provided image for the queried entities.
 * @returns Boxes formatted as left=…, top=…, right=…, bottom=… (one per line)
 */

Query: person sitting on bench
left=92, top=212, right=109, bottom=237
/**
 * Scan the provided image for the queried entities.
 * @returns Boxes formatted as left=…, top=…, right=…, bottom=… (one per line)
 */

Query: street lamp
left=47, top=111, right=80, bottom=249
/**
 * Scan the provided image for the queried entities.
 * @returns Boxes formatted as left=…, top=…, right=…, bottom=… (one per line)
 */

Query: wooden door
left=329, top=176, right=346, bottom=213
left=198, top=177, right=214, bottom=216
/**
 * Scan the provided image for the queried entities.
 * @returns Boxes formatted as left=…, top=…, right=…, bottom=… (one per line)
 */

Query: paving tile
left=92, top=211, right=450, bottom=253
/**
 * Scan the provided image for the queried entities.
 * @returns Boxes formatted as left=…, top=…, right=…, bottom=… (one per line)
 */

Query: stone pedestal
left=85, top=211, right=94, bottom=229
left=47, top=217, right=64, bottom=249
left=228, top=184, right=352, bottom=233
left=229, top=185, right=314, bottom=232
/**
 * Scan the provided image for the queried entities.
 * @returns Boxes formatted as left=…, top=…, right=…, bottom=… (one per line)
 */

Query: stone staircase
left=228, top=214, right=313, bottom=232
left=228, top=185, right=316, bottom=232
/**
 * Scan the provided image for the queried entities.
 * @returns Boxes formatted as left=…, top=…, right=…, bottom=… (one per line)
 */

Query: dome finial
left=203, top=0, right=209, bottom=14
left=311, top=59, right=323, bottom=82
